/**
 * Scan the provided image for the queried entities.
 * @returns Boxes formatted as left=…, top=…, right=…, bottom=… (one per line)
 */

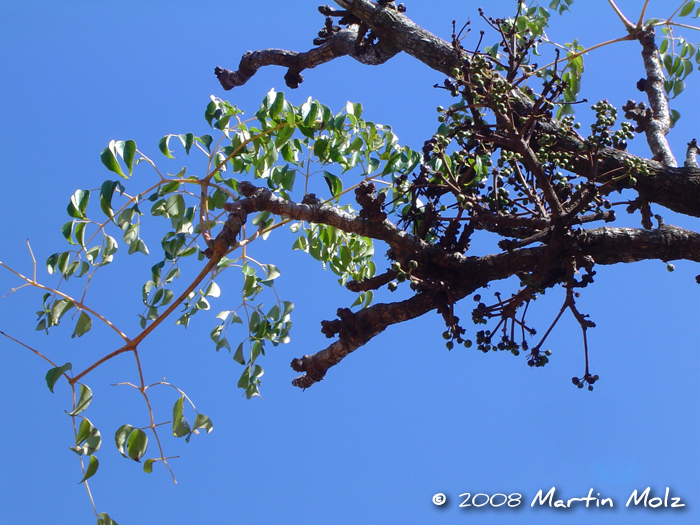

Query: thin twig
left=0, top=262, right=129, bottom=342
left=607, top=0, right=635, bottom=30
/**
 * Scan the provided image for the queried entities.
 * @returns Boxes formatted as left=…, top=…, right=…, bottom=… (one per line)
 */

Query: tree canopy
left=1, top=1, right=699, bottom=523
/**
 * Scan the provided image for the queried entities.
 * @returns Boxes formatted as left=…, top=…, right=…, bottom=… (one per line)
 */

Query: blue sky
left=0, top=1, right=698, bottom=524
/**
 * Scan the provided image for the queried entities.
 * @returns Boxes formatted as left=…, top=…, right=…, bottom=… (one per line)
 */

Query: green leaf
left=115, top=424, right=135, bottom=457
left=68, top=190, right=90, bottom=219
left=164, top=194, right=185, bottom=218
left=97, top=512, right=118, bottom=525
left=249, top=310, right=261, bottom=334
left=673, top=79, right=686, bottom=97
left=79, top=455, right=99, bottom=484
left=74, top=222, right=87, bottom=247
left=204, top=281, right=221, bottom=297
left=245, top=383, right=261, bottom=399
left=672, top=55, right=682, bottom=75
left=159, top=135, right=177, bottom=159
left=165, top=267, right=180, bottom=284
left=659, top=38, right=669, bottom=55
left=367, top=157, right=380, bottom=174
left=382, top=152, right=404, bottom=175
left=182, top=133, right=195, bottom=154
left=345, top=101, right=362, bottom=117
left=143, top=458, right=156, bottom=474
left=313, top=137, right=328, bottom=160
left=270, top=90, right=285, bottom=119
left=663, top=54, right=673, bottom=74
left=251, top=211, right=271, bottom=226
left=121, top=140, right=136, bottom=176
left=274, top=122, right=296, bottom=148
left=101, top=142, right=125, bottom=178
left=197, top=134, right=213, bottom=151
left=135, top=238, right=149, bottom=256
left=682, top=59, right=693, bottom=79
left=193, top=414, right=214, bottom=433
left=102, top=234, right=118, bottom=265
left=72, top=312, right=92, bottom=338
left=69, top=384, right=93, bottom=416
left=670, top=108, right=681, bottom=127
left=51, top=298, right=75, bottom=325
left=172, top=396, right=185, bottom=436
left=61, top=220, right=77, bottom=246
left=216, top=310, right=231, bottom=321
left=265, top=264, right=281, bottom=281
left=160, top=289, right=174, bottom=306
left=233, top=342, right=245, bottom=365
left=75, top=420, right=102, bottom=456
left=45, top=363, right=72, bottom=393
left=303, top=100, right=319, bottom=127
left=99, top=180, right=124, bottom=220
left=76, top=418, right=93, bottom=447
left=282, top=301, right=294, bottom=318
left=100, top=140, right=134, bottom=179
left=126, top=429, right=148, bottom=462
left=680, top=1, right=695, bottom=17
left=322, top=171, right=342, bottom=198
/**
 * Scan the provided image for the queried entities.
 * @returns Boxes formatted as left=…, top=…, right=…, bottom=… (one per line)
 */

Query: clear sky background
left=0, top=1, right=698, bottom=524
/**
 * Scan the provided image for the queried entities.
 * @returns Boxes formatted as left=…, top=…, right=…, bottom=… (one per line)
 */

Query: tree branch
left=288, top=222, right=700, bottom=388
left=685, top=138, right=699, bottom=168
left=216, top=181, right=700, bottom=388
left=216, top=1, right=700, bottom=217
left=215, top=12, right=399, bottom=90
left=633, top=29, right=676, bottom=166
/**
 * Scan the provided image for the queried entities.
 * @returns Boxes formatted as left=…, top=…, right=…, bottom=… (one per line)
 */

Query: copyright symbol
left=432, top=493, right=447, bottom=506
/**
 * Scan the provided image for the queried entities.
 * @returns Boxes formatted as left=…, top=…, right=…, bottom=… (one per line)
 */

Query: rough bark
left=212, top=1, right=700, bottom=388
left=635, top=29, right=676, bottom=167
left=217, top=0, right=700, bottom=217
left=212, top=182, right=700, bottom=387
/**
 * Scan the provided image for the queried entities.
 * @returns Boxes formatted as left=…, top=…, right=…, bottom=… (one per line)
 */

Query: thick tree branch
left=216, top=0, right=700, bottom=217
left=224, top=181, right=430, bottom=255
left=223, top=182, right=700, bottom=270
left=215, top=15, right=399, bottom=90
left=290, top=290, right=442, bottom=388
left=213, top=181, right=700, bottom=389
left=209, top=2, right=700, bottom=390
left=288, top=223, right=700, bottom=388
left=633, top=29, right=676, bottom=166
